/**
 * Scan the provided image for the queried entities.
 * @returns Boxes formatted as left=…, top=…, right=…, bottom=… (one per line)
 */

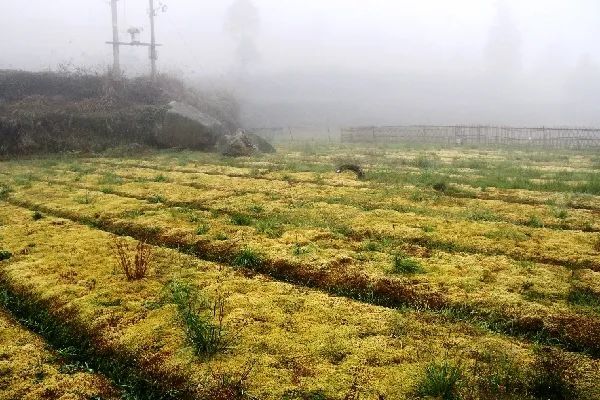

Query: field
left=0, top=143, right=599, bottom=399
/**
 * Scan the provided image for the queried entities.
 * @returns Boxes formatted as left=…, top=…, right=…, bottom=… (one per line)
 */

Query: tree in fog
left=225, top=0, right=261, bottom=76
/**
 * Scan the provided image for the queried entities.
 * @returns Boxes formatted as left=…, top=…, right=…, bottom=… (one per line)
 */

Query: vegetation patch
left=391, top=253, right=424, bottom=274
left=112, top=237, right=152, bottom=281
left=415, top=360, right=462, bottom=400
left=233, top=248, right=263, bottom=268
left=164, top=281, right=232, bottom=358
left=0, top=250, right=12, bottom=261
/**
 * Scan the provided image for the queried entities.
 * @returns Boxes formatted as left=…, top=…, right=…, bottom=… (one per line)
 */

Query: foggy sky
left=1, top=0, right=600, bottom=127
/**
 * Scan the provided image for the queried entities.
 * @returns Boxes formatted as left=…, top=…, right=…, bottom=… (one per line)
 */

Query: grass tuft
left=196, top=224, right=210, bottom=235
left=416, top=360, right=462, bottom=400
left=32, top=211, right=44, bottom=221
left=230, top=213, right=253, bottom=226
left=233, top=249, right=263, bottom=268
left=165, top=281, right=231, bottom=358
left=391, top=253, right=424, bottom=274
left=0, top=184, right=11, bottom=200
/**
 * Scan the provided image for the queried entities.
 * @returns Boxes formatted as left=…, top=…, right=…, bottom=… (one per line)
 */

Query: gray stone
left=157, top=101, right=225, bottom=150
left=219, top=130, right=259, bottom=157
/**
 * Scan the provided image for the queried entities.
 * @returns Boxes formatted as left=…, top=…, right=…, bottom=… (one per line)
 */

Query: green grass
left=0, top=251, right=12, bottom=261
left=391, top=253, right=424, bottom=274
left=416, top=361, right=462, bottom=400
left=567, top=285, right=600, bottom=313
left=230, top=212, right=253, bottom=226
left=0, top=184, right=11, bottom=199
left=233, top=249, right=263, bottom=268
left=196, top=224, right=210, bottom=235
left=164, top=281, right=231, bottom=358
left=98, top=172, right=123, bottom=185
left=255, top=217, right=285, bottom=238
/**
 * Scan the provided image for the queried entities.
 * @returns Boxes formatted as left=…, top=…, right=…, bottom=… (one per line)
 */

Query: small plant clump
left=233, top=249, right=263, bottom=268
left=112, top=237, right=152, bottom=281
left=196, top=224, right=210, bottom=235
left=165, top=281, right=231, bottom=358
left=416, top=360, right=462, bottom=400
left=0, top=250, right=12, bottom=261
left=230, top=212, right=253, bottom=226
left=32, top=211, right=44, bottom=221
left=433, top=181, right=448, bottom=193
left=0, top=184, right=11, bottom=199
left=391, top=253, right=424, bottom=274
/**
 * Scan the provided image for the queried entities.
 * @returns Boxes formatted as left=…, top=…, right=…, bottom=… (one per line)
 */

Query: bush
left=112, top=237, right=152, bottom=281
left=233, top=249, right=263, bottom=268
left=391, top=253, right=424, bottom=274
left=32, top=211, right=43, bottom=221
left=416, top=361, right=462, bottom=400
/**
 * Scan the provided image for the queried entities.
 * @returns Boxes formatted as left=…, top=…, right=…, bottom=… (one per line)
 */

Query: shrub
left=165, top=281, right=231, bottom=358
left=230, top=213, right=253, bottom=226
left=416, top=361, right=462, bottom=400
left=233, top=249, right=263, bottom=268
left=391, top=253, right=424, bottom=274
left=0, top=250, right=12, bottom=261
left=32, top=211, right=43, bottom=221
left=153, top=174, right=168, bottom=182
left=112, top=237, right=151, bottom=281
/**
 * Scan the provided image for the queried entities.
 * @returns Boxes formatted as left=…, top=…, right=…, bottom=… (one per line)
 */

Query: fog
left=1, top=0, right=600, bottom=127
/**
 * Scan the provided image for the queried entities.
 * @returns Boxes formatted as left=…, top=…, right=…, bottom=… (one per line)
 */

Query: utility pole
left=149, top=0, right=157, bottom=80
left=106, top=0, right=164, bottom=79
left=111, top=0, right=120, bottom=77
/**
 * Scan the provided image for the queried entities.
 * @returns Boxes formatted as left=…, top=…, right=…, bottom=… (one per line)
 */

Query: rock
left=219, top=130, right=260, bottom=157
left=246, top=133, right=276, bottom=153
left=157, top=101, right=226, bottom=150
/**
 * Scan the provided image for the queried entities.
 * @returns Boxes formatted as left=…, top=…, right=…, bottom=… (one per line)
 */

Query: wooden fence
left=340, top=125, right=600, bottom=149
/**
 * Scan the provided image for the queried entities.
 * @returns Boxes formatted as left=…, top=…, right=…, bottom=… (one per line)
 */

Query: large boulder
left=157, top=101, right=225, bottom=150
left=246, top=133, right=276, bottom=153
left=219, top=130, right=258, bottom=157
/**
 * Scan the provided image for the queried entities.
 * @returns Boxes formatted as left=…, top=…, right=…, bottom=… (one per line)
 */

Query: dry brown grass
left=112, top=236, right=152, bottom=281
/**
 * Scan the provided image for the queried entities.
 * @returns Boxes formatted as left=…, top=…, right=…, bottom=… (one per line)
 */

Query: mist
left=1, top=0, right=600, bottom=128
